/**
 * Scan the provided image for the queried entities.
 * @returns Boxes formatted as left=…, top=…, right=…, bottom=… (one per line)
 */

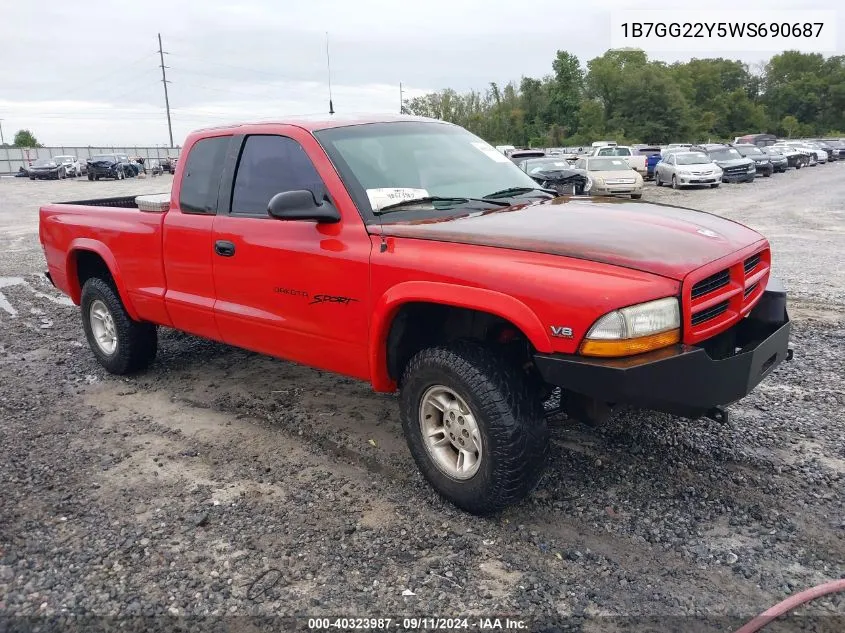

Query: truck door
left=210, top=131, right=372, bottom=380
left=162, top=134, right=234, bottom=341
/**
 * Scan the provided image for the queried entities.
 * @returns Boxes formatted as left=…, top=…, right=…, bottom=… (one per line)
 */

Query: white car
left=53, top=155, right=83, bottom=177
left=778, top=142, right=825, bottom=165
left=654, top=151, right=722, bottom=189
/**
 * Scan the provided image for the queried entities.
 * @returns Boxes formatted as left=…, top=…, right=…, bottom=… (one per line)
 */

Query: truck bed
left=39, top=197, right=169, bottom=322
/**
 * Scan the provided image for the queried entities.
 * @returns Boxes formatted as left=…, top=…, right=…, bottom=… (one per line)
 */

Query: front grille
left=684, top=247, right=770, bottom=344
left=691, top=269, right=730, bottom=299
left=744, top=253, right=761, bottom=275
left=691, top=300, right=729, bottom=326
left=724, top=165, right=746, bottom=175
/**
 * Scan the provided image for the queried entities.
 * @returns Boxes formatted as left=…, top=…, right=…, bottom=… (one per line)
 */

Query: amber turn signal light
left=579, top=328, right=681, bottom=358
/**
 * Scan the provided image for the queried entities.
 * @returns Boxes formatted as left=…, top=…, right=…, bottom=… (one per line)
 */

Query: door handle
left=215, top=240, right=236, bottom=257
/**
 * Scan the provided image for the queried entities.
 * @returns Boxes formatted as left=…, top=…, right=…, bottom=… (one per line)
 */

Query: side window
left=597, top=148, right=611, bottom=156
left=231, top=135, right=327, bottom=216
left=179, top=136, right=231, bottom=215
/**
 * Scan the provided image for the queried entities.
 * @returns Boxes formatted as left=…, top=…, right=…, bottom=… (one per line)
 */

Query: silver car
left=654, top=151, right=723, bottom=189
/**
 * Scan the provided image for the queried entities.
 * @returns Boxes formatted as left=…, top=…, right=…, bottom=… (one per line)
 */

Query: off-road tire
left=80, top=278, right=157, bottom=375
left=399, top=341, right=549, bottom=515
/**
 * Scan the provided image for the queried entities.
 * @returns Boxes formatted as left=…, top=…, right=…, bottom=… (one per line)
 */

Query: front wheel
left=631, top=193, right=642, bottom=199
left=711, top=183, right=720, bottom=188
left=80, top=278, right=158, bottom=375
left=654, top=172, right=662, bottom=186
left=399, top=342, right=549, bottom=515
left=671, top=175, right=679, bottom=189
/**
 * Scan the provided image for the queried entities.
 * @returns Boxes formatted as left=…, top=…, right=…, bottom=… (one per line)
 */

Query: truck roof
left=192, top=113, right=448, bottom=134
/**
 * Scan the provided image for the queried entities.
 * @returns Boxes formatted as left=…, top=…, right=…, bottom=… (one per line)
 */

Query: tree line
left=403, top=50, right=845, bottom=147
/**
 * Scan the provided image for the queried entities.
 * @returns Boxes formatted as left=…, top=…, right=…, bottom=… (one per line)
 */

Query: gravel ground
left=0, top=170, right=843, bottom=632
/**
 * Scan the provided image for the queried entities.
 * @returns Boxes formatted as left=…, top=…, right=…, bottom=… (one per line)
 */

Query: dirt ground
left=0, top=168, right=843, bottom=632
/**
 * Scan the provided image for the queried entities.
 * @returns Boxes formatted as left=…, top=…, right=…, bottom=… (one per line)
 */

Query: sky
left=0, top=0, right=841, bottom=146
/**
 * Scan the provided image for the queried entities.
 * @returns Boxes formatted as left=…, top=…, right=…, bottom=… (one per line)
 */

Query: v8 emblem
left=550, top=326, right=573, bottom=338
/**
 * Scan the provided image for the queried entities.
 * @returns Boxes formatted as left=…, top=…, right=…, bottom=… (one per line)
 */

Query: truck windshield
left=313, top=121, right=541, bottom=216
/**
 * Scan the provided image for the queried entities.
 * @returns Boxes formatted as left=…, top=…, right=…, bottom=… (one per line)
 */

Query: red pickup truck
left=39, top=115, right=792, bottom=515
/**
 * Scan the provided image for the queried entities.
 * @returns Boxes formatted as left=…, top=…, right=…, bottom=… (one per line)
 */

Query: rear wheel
left=399, top=341, right=548, bottom=515
left=80, top=278, right=157, bottom=375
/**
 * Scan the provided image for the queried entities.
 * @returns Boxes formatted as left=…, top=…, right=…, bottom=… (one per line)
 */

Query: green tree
left=585, top=50, right=648, bottom=122
left=544, top=51, right=583, bottom=135
left=780, top=115, right=800, bottom=138
left=13, top=129, right=41, bottom=147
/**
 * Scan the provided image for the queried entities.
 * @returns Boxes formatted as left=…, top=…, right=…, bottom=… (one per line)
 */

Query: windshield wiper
left=483, top=186, right=557, bottom=199
left=374, top=196, right=510, bottom=214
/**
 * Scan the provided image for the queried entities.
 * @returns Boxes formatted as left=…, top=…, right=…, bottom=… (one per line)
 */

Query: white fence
left=1, top=146, right=181, bottom=175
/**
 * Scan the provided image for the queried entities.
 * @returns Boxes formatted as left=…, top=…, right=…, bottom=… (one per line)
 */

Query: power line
left=158, top=33, right=174, bottom=147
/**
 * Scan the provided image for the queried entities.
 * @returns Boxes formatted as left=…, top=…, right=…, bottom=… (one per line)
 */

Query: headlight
left=592, top=176, right=604, bottom=185
left=579, top=297, right=680, bottom=357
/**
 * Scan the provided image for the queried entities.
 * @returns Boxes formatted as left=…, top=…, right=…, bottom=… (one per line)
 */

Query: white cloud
left=1, top=0, right=841, bottom=145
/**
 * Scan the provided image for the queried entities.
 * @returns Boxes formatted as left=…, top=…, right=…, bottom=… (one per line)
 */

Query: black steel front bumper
left=534, top=279, right=792, bottom=420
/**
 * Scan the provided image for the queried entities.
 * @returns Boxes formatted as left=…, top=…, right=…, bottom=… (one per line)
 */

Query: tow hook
left=786, top=348, right=794, bottom=361
left=704, top=406, right=729, bottom=425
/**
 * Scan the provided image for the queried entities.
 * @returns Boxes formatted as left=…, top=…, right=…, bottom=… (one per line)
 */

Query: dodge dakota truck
left=39, top=115, right=792, bottom=515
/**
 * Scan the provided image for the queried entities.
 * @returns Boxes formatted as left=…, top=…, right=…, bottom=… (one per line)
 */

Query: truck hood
left=373, top=197, right=765, bottom=281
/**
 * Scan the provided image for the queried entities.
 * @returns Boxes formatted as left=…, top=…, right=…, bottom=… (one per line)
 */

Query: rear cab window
left=178, top=136, right=231, bottom=215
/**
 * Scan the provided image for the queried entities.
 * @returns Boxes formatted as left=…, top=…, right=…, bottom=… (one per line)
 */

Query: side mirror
left=267, top=190, right=341, bottom=223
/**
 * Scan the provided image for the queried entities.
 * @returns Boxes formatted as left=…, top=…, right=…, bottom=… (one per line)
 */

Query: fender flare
left=66, top=238, right=140, bottom=321
left=368, top=281, right=553, bottom=392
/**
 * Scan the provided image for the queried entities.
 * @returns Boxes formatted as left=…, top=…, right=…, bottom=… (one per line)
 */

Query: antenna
left=326, top=32, right=334, bottom=115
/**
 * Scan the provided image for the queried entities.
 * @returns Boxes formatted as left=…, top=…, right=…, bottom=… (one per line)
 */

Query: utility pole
left=325, top=32, right=334, bottom=115
left=0, top=119, right=5, bottom=146
left=158, top=33, right=174, bottom=147
left=399, top=82, right=404, bottom=114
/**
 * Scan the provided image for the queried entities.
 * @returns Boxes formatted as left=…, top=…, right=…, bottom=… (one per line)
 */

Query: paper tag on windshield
left=366, top=187, right=430, bottom=211
left=471, top=142, right=511, bottom=163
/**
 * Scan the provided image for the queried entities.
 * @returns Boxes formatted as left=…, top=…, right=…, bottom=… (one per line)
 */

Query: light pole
left=0, top=119, right=5, bottom=146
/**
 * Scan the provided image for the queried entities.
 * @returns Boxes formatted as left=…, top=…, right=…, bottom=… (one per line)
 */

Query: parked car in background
left=758, top=147, right=789, bottom=172
left=634, top=146, right=662, bottom=180
left=147, top=160, right=164, bottom=176
left=654, top=151, right=722, bottom=189
left=773, top=142, right=815, bottom=167
left=28, top=158, right=69, bottom=180
left=820, top=138, right=845, bottom=158
left=692, top=144, right=756, bottom=182
left=53, top=155, right=83, bottom=177
left=87, top=154, right=132, bottom=180
left=573, top=156, right=643, bottom=198
left=587, top=145, right=648, bottom=177
left=160, top=157, right=177, bottom=173
left=734, top=133, right=777, bottom=147
left=666, top=143, right=692, bottom=150
left=808, top=140, right=839, bottom=161
left=780, top=141, right=825, bottom=165
left=515, top=157, right=588, bottom=195
left=732, top=144, right=774, bottom=177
